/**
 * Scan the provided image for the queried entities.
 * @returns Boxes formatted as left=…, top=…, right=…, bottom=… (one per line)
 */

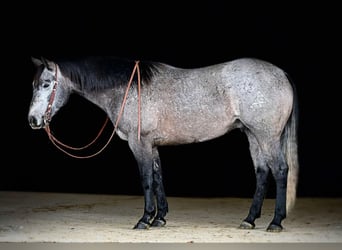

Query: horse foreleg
left=239, top=166, right=270, bottom=229
left=151, top=147, right=168, bottom=227
left=133, top=160, right=156, bottom=229
left=129, top=141, right=156, bottom=229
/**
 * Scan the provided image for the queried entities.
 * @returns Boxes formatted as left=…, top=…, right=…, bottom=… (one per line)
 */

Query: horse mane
left=53, top=56, right=161, bottom=92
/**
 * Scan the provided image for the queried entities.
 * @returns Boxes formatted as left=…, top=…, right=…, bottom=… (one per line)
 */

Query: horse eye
left=42, top=82, right=50, bottom=88
left=39, top=78, right=52, bottom=89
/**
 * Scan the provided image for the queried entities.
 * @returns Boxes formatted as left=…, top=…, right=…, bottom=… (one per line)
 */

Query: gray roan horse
left=28, top=56, right=299, bottom=232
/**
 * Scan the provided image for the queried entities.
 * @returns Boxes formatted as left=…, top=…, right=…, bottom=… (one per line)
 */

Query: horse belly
left=155, top=110, right=235, bottom=145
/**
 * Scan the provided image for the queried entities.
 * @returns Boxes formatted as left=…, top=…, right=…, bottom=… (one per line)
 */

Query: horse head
left=28, top=57, right=71, bottom=129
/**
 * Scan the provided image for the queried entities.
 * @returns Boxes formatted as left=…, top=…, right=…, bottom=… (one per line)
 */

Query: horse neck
left=74, top=85, right=129, bottom=122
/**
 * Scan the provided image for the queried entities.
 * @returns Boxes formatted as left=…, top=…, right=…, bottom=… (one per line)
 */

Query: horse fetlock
left=133, top=212, right=156, bottom=230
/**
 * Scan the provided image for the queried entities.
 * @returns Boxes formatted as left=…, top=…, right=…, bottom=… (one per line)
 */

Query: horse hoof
left=239, top=221, right=255, bottom=229
left=266, top=224, right=283, bottom=232
left=133, top=221, right=150, bottom=230
left=151, top=218, right=166, bottom=227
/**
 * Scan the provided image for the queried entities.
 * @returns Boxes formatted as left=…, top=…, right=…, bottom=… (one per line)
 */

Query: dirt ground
left=0, top=191, right=341, bottom=243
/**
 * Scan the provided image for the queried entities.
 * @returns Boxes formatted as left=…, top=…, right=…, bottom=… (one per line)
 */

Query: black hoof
left=133, top=221, right=151, bottom=230
left=151, top=217, right=166, bottom=227
left=238, top=221, right=255, bottom=230
left=266, top=223, right=283, bottom=232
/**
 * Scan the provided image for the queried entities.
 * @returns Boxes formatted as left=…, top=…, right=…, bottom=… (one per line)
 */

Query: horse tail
left=282, top=73, right=300, bottom=214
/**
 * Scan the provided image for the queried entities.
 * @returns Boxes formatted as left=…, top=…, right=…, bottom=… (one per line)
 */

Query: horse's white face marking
left=28, top=66, right=57, bottom=129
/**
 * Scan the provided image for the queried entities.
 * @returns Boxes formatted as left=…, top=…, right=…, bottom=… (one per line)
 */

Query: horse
left=28, top=56, right=299, bottom=232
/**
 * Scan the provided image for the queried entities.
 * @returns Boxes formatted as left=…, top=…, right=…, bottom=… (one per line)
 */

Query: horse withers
left=28, top=56, right=299, bottom=232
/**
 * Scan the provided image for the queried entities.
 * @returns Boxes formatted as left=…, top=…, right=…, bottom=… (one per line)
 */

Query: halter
left=44, top=61, right=141, bottom=159
left=43, top=65, right=59, bottom=125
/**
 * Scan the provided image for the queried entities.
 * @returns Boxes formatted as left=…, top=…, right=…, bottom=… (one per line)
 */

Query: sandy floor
left=0, top=191, right=341, bottom=243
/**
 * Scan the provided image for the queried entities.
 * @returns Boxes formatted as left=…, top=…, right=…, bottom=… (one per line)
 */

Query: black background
left=2, top=2, right=340, bottom=198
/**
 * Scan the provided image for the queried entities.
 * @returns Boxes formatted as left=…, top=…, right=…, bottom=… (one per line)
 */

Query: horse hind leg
left=266, top=142, right=288, bottom=232
left=151, top=147, right=169, bottom=227
left=239, top=133, right=270, bottom=230
left=241, top=131, right=288, bottom=232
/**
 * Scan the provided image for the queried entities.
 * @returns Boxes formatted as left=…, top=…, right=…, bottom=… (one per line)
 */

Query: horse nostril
left=29, top=116, right=38, bottom=127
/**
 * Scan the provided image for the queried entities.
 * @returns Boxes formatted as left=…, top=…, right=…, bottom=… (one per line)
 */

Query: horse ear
left=31, top=57, right=43, bottom=67
left=40, top=57, right=54, bottom=71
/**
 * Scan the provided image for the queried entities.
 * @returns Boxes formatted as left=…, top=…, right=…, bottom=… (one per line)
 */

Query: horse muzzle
left=28, top=115, right=47, bottom=129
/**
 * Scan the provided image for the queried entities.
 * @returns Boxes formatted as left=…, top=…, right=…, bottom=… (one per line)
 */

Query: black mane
left=53, top=56, right=161, bottom=92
